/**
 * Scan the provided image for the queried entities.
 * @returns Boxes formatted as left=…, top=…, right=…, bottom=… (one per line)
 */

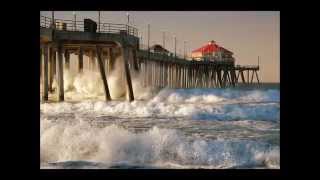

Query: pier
left=40, top=15, right=260, bottom=102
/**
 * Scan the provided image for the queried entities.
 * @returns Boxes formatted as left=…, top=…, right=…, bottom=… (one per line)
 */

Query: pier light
left=184, top=41, right=187, bottom=59
left=51, top=11, right=55, bottom=28
left=147, top=24, right=150, bottom=51
left=126, top=12, right=130, bottom=25
left=73, top=11, right=76, bottom=31
left=162, top=30, right=166, bottom=49
left=174, top=36, right=176, bottom=58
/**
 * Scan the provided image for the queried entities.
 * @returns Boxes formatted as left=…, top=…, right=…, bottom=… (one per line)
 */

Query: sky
left=41, top=11, right=280, bottom=82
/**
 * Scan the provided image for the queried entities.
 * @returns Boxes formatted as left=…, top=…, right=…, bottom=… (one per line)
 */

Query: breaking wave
left=42, top=57, right=279, bottom=169
left=41, top=87, right=279, bottom=122
left=40, top=120, right=279, bottom=169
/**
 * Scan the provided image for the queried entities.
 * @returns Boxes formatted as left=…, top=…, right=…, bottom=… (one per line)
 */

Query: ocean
left=40, top=69, right=280, bottom=169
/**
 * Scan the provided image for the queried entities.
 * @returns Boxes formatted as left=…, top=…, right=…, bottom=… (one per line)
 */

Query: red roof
left=192, top=42, right=232, bottom=54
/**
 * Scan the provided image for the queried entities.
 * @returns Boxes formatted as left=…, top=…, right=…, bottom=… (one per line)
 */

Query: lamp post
left=184, top=41, right=187, bottom=59
left=98, top=11, right=101, bottom=32
left=148, top=24, right=150, bottom=52
left=73, top=11, right=76, bottom=31
left=51, top=11, right=55, bottom=29
left=126, top=12, right=130, bottom=25
left=174, top=35, right=176, bottom=59
left=162, top=31, right=165, bottom=49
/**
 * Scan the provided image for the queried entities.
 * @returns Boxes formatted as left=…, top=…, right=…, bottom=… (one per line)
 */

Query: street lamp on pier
left=126, top=12, right=130, bottom=25
left=98, top=11, right=101, bottom=32
left=174, top=35, right=177, bottom=59
left=184, top=41, right=187, bottom=59
left=148, top=24, right=150, bottom=52
left=162, top=30, right=166, bottom=49
left=51, top=11, right=55, bottom=29
left=73, top=11, right=76, bottom=31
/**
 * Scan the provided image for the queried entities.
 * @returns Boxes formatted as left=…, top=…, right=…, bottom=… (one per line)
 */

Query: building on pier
left=150, top=44, right=170, bottom=55
left=191, top=40, right=234, bottom=62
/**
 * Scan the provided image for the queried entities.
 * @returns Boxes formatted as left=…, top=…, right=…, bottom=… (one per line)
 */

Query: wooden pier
left=40, top=15, right=260, bottom=102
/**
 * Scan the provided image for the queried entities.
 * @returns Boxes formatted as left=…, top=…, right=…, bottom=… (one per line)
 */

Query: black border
left=5, top=0, right=297, bottom=178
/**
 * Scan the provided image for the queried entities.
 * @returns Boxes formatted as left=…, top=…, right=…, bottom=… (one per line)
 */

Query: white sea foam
left=40, top=120, right=279, bottom=169
left=41, top=89, right=279, bottom=121
left=41, top=61, right=280, bottom=169
left=49, top=56, right=153, bottom=101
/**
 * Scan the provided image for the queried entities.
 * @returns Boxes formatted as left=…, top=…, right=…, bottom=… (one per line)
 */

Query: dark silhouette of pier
left=40, top=15, right=260, bottom=102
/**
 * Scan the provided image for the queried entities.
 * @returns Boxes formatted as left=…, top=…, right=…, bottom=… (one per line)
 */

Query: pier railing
left=235, top=65, right=259, bottom=70
left=139, top=44, right=192, bottom=60
left=40, top=15, right=138, bottom=37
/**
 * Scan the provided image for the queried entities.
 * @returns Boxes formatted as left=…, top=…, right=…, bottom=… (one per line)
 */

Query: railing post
left=126, top=25, right=129, bottom=34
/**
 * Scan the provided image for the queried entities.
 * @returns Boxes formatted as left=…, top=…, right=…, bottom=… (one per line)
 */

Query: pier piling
left=57, top=43, right=64, bottom=101
left=49, top=46, right=54, bottom=92
left=78, top=46, right=83, bottom=73
left=64, top=49, right=70, bottom=70
left=123, top=47, right=134, bottom=101
left=96, top=46, right=111, bottom=101
left=42, top=45, right=49, bottom=102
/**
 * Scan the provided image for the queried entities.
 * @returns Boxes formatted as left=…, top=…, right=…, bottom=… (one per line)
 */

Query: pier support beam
left=250, top=70, right=255, bottom=83
left=96, top=46, right=111, bottom=101
left=240, top=70, right=246, bottom=84
left=123, top=47, right=134, bottom=101
left=49, top=46, right=54, bottom=92
left=236, top=70, right=240, bottom=83
left=255, top=70, right=260, bottom=84
left=53, top=50, right=56, bottom=76
left=231, top=68, right=236, bottom=87
left=78, top=46, right=83, bottom=73
left=108, top=48, right=115, bottom=73
left=132, top=49, right=139, bottom=72
left=40, top=48, right=42, bottom=78
left=64, top=49, right=70, bottom=70
left=42, top=45, right=49, bottom=101
left=217, top=69, right=223, bottom=88
left=247, top=70, right=250, bottom=84
left=223, top=68, right=228, bottom=88
left=57, top=43, right=64, bottom=101
left=143, top=59, right=147, bottom=87
left=89, top=49, right=96, bottom=71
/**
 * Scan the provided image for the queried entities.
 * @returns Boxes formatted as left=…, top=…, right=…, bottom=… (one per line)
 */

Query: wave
left=152, top=88, right=279, bottom=103
left=47, top=61, right=279, bottom=104
left=41, top=88, right=280, bottom=122
left=40, top=120, right=279, bottom=169
left=50, top=56, right=153, bottom=101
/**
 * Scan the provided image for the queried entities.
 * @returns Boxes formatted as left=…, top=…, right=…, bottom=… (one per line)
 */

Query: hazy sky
left=41, top=11, right=279, bottom=82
